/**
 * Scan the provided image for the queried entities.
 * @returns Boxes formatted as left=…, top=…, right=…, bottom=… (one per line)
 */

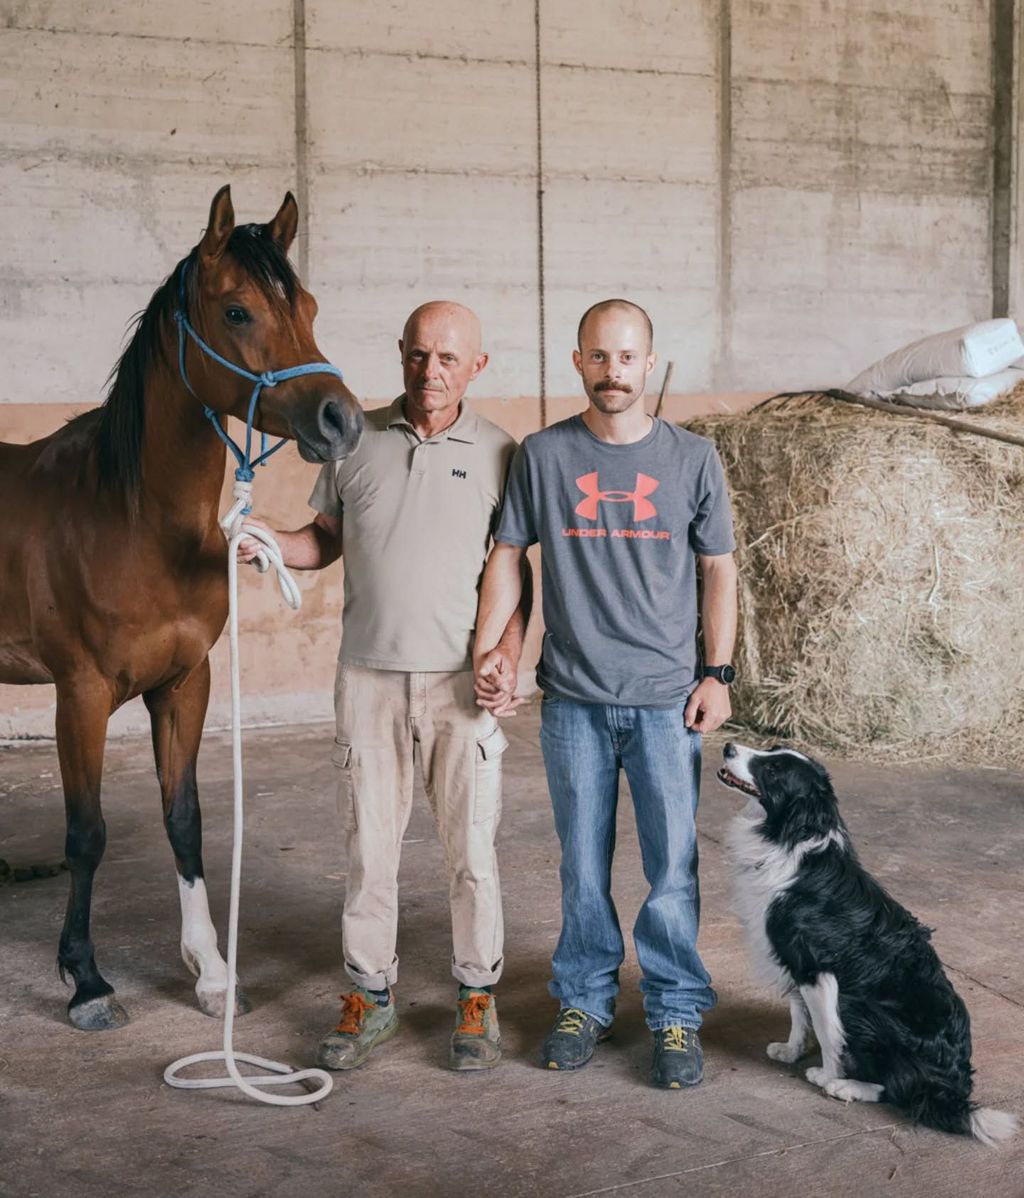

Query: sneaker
left=651, top=1025, right=703, bottom=1089
left=449, top=987, right=501, bottom=1071
left=541, top=1007, right=611, bottom=1071
left=315, top=988, right=399, bottom=1071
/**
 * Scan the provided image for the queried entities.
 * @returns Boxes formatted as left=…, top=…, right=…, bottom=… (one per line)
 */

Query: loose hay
left=685, top=389, right=1024, bottom=764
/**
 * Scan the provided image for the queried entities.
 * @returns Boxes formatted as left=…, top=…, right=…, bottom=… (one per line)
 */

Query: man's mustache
left=594, top=380, right=633, bottom=394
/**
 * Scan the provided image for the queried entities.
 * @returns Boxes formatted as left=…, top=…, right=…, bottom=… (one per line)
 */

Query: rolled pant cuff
left=552, top=994, right=615, bottom=1028
left=345, top=957, right=398, bottom=992
left=453, top=956, right=504, bottom=989
left=648, top=1017, right=702, bottom=1032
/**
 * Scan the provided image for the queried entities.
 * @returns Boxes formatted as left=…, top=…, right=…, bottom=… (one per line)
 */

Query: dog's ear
left=765, top=758, right=838, bottom=845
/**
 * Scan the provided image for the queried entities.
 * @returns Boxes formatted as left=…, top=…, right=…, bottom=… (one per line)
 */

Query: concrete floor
left=1, top=704, right=1022, bottom=1198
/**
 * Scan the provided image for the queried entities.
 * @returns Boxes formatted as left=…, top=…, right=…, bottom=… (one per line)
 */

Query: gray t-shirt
left=495, top=414, right=735, bottom=706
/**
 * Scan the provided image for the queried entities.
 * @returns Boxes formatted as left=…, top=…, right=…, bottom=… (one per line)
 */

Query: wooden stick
left=766, top=389, right=1024, bottom=451
left=654, top=360, right=674, bottom=418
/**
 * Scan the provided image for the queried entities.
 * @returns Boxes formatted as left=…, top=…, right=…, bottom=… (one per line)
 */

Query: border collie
left=719, top=742, right=1017, bottom=1146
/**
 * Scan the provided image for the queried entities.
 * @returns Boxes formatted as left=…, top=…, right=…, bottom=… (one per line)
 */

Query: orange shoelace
left=456, top=994, right=491, bottom=1036
left=335, top=991, right=375, bottom=1035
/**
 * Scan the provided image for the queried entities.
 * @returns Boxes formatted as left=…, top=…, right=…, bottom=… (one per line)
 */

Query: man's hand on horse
left=236, top=516, right=273, bottom=564
left=474, top=648, right=522, bottom=718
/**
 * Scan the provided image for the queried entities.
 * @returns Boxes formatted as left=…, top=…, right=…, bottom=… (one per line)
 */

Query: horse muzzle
left=295, top=392, right=364, bottom=463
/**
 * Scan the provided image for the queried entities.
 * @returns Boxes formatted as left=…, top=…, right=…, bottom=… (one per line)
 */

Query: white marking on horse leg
left=800, top=973, right=846, bottom=1087
left=825, top=1078, right=884, bottom=1103
left=767, top=991, right=812, bottom=1063
left=177, top=875, right=229, bottom=1009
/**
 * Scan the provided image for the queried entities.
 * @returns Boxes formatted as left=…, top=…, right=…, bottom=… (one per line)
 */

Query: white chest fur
left=727, top=810, right=843, bottom=994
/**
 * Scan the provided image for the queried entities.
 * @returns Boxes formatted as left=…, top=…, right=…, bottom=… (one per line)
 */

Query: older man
left=474, top=299, right=738, bottom=1088
left=239, top=301, right=523, bottom=1071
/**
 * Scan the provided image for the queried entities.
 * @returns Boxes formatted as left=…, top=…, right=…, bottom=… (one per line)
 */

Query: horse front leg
left=144, top=659, right=250, bottom=1019
left=55, top=677, right=128, bottom=1030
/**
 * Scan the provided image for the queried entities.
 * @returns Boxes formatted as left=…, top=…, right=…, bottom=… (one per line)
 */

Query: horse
left=0, top=186, right=363, bottom=1031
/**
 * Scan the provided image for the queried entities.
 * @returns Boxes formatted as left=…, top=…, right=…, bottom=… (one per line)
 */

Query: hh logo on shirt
left=566, top=471, right=671, bottom=541
left=452, top=468, right=467, bottom=479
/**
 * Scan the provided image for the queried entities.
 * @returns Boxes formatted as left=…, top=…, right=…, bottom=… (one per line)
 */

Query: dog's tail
left=890, top=1075, right=1018, bottom=1145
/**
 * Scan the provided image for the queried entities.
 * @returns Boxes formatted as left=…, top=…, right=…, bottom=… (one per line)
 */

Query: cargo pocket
left=331, top=737, right=357, bottom=830
left=474, top=724, right=509, bottom=825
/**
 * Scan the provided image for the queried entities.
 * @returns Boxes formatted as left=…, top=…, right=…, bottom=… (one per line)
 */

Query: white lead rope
left=164, top=480, right=333, bottom=1106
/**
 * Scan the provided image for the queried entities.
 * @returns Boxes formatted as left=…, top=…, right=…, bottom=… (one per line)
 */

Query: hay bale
left=686, top=389, right=1024, bottom=763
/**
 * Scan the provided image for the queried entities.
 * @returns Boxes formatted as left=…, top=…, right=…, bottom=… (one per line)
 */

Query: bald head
left=399, top=300, right=489, bottom=425
left=403, top=300, right=482, bottom=356
left=577, top=299, right=653, bottom=352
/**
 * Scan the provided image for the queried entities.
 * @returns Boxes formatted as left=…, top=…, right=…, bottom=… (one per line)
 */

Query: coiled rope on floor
left=163, top=479, right=333, bottom=1107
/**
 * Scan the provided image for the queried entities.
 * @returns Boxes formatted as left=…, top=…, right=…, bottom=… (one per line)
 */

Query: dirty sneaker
left=651, top=1025, right=703, bottom=1089
left=449, top=987, right=501, bottom=1071
left=315, top=988, right=399, bottom=1071
left=541, top=1007, right=611, bottom=1071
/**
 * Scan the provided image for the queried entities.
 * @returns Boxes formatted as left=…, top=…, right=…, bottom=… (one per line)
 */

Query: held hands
left=684, top=677, right=731, bottom=734
left=474, top=648, right=523, bottom=718
left=235, top=516, right=274, bottom=565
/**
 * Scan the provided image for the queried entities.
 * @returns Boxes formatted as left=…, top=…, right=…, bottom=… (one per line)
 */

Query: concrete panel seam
left=991, top=0, right=1016, bottom=317
left=304, top=45, right=713, bottom=79
left=715, top=0, right=733, bottom=391
left=0, top=23, right=291, bottom=51
left=307, top=163, right=716, bottom=186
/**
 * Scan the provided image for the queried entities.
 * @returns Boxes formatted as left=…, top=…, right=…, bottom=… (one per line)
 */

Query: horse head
left=179, top=185, right=363, bottom=463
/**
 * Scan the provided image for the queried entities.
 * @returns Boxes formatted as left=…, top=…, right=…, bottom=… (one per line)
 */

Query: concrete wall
left=2, top=0, right=1005, bottom=407
left=0, top=0, right=1014, bottom=738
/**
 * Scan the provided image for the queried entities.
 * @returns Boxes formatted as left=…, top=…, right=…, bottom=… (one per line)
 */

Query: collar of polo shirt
left=388, top=395, right=479, bottom=444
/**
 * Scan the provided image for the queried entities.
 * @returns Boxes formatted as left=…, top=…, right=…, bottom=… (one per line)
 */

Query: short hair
left=577, top=299, right=653, bottom=350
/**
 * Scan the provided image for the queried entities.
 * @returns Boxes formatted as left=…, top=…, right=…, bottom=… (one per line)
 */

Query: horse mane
left=93, top=224, right=299, bottom=514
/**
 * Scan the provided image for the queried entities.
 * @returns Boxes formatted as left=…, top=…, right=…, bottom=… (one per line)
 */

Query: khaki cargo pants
left=332, top=664, right=508, bottom=990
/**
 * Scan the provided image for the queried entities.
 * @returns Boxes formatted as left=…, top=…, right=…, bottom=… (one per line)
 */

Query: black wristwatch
left=703, top=664, right=736, bottom=686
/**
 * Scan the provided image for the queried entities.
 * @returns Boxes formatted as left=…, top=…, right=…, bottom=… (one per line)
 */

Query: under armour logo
left=575, top=472, right=659, bottom=521
left=452, top=468, right=467, bottom=479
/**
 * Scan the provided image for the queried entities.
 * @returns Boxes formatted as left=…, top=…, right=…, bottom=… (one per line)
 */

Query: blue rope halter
left=172, top=267, right=344, bottom=497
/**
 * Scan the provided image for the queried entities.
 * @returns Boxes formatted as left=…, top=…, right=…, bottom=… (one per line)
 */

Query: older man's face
left=400, top=304, right=487, bottom=421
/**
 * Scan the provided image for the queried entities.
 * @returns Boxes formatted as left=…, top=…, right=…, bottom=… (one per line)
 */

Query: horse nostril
left=318, top=397, right=362, bottom=445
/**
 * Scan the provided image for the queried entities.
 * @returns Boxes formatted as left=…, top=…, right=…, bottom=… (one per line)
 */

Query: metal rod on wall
left=293, top=0, right=310, bottom=283
left=534, top=0, right=548, bottom=427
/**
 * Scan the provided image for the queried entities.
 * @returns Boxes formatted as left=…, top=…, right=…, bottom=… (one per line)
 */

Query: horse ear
left=199, top=185, right=235, bottom=264
left=268, top=191, right=299, bottom=254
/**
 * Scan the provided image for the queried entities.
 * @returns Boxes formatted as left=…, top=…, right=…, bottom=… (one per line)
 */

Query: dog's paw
left=805, top=1066, right=834, bottom=1088
left=824, top=1078, right=884, bottom=1104
left=767, top=1041, right=804, bottom=1064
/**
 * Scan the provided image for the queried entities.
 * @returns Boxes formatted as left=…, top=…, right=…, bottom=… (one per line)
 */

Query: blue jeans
left=539, top=697, right=715, bottom=1031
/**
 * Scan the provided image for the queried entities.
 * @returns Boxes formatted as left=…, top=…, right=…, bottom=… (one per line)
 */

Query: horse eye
left=225, top=306, right=250, bottom=326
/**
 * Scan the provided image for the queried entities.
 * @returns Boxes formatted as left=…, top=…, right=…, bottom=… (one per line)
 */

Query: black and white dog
left=719, top=742, right=1017, bottom=1146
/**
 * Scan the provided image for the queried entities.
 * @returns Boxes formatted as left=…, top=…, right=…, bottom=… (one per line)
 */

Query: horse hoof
left=68, top=994, right=130, bottom=1031
left=196, top=985, right=251, bottom=1019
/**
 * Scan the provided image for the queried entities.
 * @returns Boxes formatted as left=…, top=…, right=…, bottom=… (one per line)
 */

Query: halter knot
left=259, top=371, right=278, bottom=389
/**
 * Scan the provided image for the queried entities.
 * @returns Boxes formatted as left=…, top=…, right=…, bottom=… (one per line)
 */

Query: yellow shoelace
left=556, top=1008, right=589, bottom=1036
left=663, top=1026, right=689, bottom=1052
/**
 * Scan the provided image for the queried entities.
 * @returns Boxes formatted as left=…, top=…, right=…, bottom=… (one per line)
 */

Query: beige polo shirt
left=309, top=396, right=517, bottom=672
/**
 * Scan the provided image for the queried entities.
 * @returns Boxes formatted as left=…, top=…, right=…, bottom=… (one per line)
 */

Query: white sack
left=847, top=319, right=1024, bottom=394
left=874, top=369, right=1021, bottom=411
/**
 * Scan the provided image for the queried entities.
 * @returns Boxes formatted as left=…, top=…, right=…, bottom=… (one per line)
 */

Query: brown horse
left=0, top=186, right=363, bottom=1030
